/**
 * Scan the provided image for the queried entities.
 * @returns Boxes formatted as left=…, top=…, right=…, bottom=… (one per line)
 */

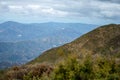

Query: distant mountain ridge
left=0, top=21, right=97, bottom=69
left=30, top=24, right=120, bottom=64
left=0, top=21, right=97, bottom=42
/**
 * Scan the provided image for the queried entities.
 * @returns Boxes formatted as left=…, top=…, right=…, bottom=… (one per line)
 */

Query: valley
left=0, top=21, right=97, bottom=69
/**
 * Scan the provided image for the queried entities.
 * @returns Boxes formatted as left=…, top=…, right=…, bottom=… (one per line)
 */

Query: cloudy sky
left=0, top=0, right=120, bottom=24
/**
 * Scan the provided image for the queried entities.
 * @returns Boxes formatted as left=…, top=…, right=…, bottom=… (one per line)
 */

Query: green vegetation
left=0, top=69, right=7, bottom=80
left=52, top=54, right=120, bottom=80
left=3, top=53, right=120, bottom=80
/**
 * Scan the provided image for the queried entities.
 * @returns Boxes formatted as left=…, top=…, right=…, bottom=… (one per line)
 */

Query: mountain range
left=0, top=21, right=97, bottom=69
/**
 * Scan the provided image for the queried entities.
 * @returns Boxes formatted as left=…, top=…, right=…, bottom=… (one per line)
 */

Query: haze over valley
left=0, top=21, right=97, bottom=69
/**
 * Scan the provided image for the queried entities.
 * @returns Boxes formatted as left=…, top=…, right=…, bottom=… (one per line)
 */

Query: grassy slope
left=30, top=24, right=120, bottom=64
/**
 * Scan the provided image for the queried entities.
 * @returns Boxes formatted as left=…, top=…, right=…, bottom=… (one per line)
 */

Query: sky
left=0, top=0, right=120, bottom=24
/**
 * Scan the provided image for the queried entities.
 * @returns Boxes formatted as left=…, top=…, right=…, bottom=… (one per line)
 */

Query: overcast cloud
left=0, top=0, right=120, bottom=24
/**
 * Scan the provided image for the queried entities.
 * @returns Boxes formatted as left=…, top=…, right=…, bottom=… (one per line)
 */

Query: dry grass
left=6, top=63, right=53, bottom=80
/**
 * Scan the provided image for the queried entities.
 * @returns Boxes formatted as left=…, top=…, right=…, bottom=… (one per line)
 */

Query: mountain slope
left=31, top=24, right=120, bottom=64
left=0, top=21, right=97, bottom=69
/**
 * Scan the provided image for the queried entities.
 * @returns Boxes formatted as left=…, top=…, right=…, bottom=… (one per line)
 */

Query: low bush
left=5, top=53, right=120, bottom=80
left=6, top=63, right=53, bottom=80
left=52, top=54, right=120, bottom=80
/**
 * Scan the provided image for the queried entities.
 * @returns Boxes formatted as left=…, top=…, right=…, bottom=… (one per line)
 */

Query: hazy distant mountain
left=0, top=21, right=97, bottom=69
left=0, top=21, right=97, bottom=42
left=31, top=24, right=120, bottom=64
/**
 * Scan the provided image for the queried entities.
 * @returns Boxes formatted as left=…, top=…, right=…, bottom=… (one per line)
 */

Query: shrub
left=6, top=63, right=53, bottom=80
left=6, top=66, right=27, bottom=80
left=52, top=53, right=120, bottom=80
left=5, top=53, right=120, bottom=80
left=0, top=70, right=7, bottom=80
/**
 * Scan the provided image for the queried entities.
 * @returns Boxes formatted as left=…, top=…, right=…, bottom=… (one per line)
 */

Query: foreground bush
left=5, top=53, right=120, bottom=80
left=6, top=63, right=53, bottom=80
left=52, top=54, right=120, bottom=80
left=0, top=69, right=7, bottom=80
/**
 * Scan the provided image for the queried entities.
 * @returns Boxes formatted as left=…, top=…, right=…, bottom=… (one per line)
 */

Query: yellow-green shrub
left=52, top=54, right=120, bottom=80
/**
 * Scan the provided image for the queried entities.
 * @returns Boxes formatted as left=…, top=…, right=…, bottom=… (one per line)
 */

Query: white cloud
left=0, top=0, right=120, bottom=24
left=94, top=1, right=120, bottom=19
left=5, top=4, right=68, bottom=17
left=26, top=4, right=41, bottom=10
left=8, top=5, right=23, bottom=9
left=41, top=8, right=68, bottom=17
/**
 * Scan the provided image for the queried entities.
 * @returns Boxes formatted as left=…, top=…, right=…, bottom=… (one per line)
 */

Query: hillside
left=31, top=24, right=120, bottom=64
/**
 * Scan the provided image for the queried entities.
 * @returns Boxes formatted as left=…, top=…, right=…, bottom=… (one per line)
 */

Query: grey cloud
left=50, top=0, right=120, bottom=20
left=0, top=3, right=9, bottom=12
left=0, top=0, right=120, bottom=23
left=98, top=0, right=120, bottom=3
